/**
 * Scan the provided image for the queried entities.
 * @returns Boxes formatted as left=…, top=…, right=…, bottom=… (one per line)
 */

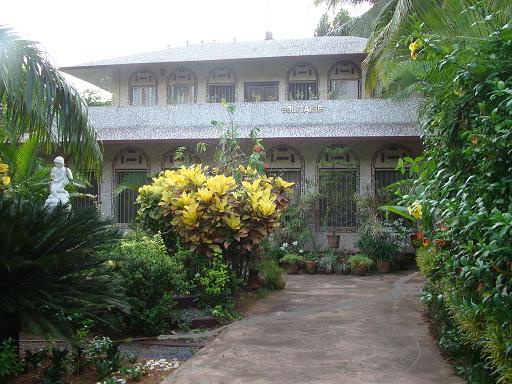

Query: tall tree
left=0, top=27, right=102, bottom=172
left=314, top=9, right=352, bottom=36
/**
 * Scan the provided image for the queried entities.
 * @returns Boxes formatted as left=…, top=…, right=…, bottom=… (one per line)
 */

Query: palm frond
left=0, top=26, right=102, bottom=173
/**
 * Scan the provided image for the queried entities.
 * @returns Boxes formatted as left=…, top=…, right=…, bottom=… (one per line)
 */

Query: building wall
left=100, top=136, right=422, bottom=249
left=115, top=55, right=365, bottom=106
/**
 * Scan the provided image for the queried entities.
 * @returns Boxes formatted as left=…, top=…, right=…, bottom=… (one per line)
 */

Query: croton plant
left=137, top=164, right=294, bottom=257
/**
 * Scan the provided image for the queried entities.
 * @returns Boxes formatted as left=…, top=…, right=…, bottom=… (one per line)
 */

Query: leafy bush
left=348, top=254, right=373, bottom=269
left=136, top=164, right=294, bottom=279
left=0, top=338, right=22, bottom=379
left=317, top=250, right=340, bottom=274
left=259, top=259, right=286, bottom=290
left=280, top=253, right=304, bottom=266
left=386, top=10, right=512, bottom=382
left=112, top=231, right=188, bottom=335
left=356, top=215, right=403, bottom=262
left=0, top=196, right=128, bottom=348
left=195, top=253, right=231, bottom=306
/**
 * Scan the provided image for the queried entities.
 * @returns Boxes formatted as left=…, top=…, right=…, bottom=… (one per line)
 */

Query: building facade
left=61, top=36, right=421, bottom=248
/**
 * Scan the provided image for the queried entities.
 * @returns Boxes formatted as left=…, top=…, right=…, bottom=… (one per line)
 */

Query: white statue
left=45, top=156, right=73, bottom=208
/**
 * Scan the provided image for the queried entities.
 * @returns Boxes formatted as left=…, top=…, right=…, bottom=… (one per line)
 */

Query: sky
left=1, top=0, right=371, bottom=93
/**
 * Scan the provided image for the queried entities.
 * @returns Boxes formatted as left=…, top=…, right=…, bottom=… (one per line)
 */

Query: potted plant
left=317, top=250, right=340, bottom=274
left=348, top=254, right=373, bottom=276
left=304, top=252, right=318, bottom=274
left=280, top=253, right=304, bottom=274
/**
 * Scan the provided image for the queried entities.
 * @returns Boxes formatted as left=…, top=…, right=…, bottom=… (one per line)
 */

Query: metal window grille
left=318, top=169, right=357, bottom=228
left=115, top=171, right=148, bottom=224
left=288, top=81, right=317, bottom=100
left=268, top=169, right=303, bottom=198
left=167, top=85, right=194, bottom=104
left=71, top=172, right=99, bottom=209
left=208, top=85, right=235, bottom=103
left=375, top=169, right=404, bottom=190
left=130, top=86, right=157, bottom=105
left=244, top=82, right=279, bottom=102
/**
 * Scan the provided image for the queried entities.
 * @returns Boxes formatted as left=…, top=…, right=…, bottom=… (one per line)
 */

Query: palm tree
left=314, top=0, right=512, bottom=95
left=0, top=197, right=129, bottom=349
left=0, top=26, right=102, bottom=172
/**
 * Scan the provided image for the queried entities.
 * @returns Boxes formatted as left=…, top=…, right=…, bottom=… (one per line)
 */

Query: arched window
left=317, top=145, right=359, bottom=230
left=207, top=67, right=236, bottom=103
left=113, top=147, right=150, bottom=224
left=162, top=146, right=200, bottom=170
left=267, top=146, right=304, bottom=197
left=129, top=70, right=158, bottom=106
left=286, top=63, right=319, bottom=101
left=328, top=61, right=361, bottom=100
left=167, top=67, right=196, bottom=104
left=372, top=144, right=411, bottom=191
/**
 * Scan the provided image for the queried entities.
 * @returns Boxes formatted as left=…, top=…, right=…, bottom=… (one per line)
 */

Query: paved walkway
left=163, top=271, right=463, bottom=384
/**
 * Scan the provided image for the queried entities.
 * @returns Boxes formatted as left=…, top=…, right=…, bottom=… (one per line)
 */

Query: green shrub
left=317, top=250, right=339, bottom=274
left=0, top=338, right=22, bottom=379
left=348, top=254, right=373, bottom=269
left=113, top=231, right=188, bottom=335
left=259, top=259, right=286, bottom=290
left=356, top=215, right=402, bottom=262
left=280, top=253, right=304, bottom=266
left=194, top=252, right=231, bottom=307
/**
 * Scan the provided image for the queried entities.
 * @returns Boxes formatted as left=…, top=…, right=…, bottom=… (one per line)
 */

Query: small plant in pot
left=260, top=259, right=287, bottom=290
left=317, top=250, right=339, bottom=274
left=304, top=252, right=318, bottom=274
left=280, top=253, right=304, bottom=274
left=348, top=254, right=373, bottom=276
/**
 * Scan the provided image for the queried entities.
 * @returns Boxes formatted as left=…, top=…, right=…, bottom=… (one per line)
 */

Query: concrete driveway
left=163, top=271, right=463, bottom=384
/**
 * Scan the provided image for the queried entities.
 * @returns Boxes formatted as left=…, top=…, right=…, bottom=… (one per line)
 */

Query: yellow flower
left=182, top=202, right=200, bottom=226
left=138, top=184, right=163, bottom=195
left=274, top=176, right=295, bottom=190
left=0, top=163, right=8, bottom=173
left=223, top=213, right=242, bottom=230
left=207, top=175, right=235, bottom=195
left=407, top=201, right=423, bottom=220
left=2, top=176, right=10, bottom=186
left=409, top=40, right=422, bottom=60
left=197, top=187, right=213, bottom=203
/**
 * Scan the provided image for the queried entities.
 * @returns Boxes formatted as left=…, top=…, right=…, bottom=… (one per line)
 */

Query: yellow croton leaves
left=0, top=160, right=10, bottom=187
left=136, top=164, right=294, bottom=255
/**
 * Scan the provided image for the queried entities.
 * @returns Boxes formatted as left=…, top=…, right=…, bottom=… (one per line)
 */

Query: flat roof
left=61, top=36, right=368, bottom=69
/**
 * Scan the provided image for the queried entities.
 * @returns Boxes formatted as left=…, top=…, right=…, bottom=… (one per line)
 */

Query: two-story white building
left=61, top=35, right=421, bottom=248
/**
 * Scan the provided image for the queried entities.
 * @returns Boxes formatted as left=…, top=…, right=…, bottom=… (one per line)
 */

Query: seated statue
left=45, top=156, right=73, bottom=209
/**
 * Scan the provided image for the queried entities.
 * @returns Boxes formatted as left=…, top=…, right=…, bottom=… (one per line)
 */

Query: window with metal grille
left=167, top=85, right=194, bottom=104
left=208, top=84, right=235, bottom=103
left=244, top=82, right=279, bottom=102
left=330, top=80, right=360, bottom=99
left=114, top=171, right=148, bottom=224
left=71, top=172, right=99, bottom=209
left=288, top=81, right=317, bottom=100
left=375, top=169, right=404, bottom=190
left=130, top=86, right=157, bottom=105
left=318, top=169, right=357, bottom=228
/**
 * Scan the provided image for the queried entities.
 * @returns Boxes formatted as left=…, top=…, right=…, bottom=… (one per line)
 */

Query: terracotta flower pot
left=248, top=275, right=260, bottom=289
left=285, top=263, right=300, bottom=274
left=352, top=265, right=366, bottom=276
left=377, top=260, right=391, bottom=274
left=327, top=234, right=340, bottom=249
left=305, top=261, right=317, bottom=274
